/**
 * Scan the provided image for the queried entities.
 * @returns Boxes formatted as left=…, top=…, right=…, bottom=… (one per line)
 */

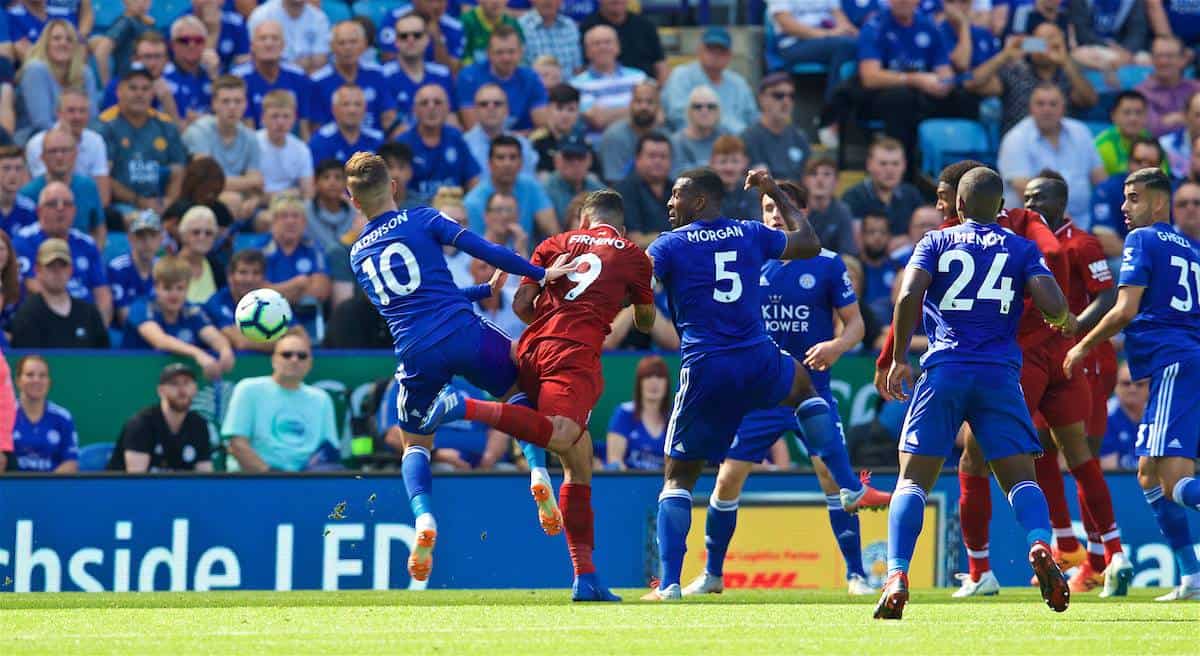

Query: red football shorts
left=1084, top=358, right=1118, bottom=437
left=517, top=338, right=602, bottom=428
left=1023, top=337, right=1090, bottom=429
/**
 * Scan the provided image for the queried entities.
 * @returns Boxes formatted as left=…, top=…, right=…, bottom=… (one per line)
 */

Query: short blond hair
left=345, top=152, right=391, bottom=212
left=153, top=255, right=192, bottom=287
left=179, top=205, right=217, bottom=233
left=269, top=191, right=306, bottom=218
left=432, top=186, right=464, bottom=212
left=262, top=88, right=296, bottom=112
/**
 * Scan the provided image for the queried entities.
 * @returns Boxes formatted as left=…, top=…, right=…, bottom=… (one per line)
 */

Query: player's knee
left=546, top=416, right=583, bottom=451
left=1136, top=456, right=1158, bottom=489
left=714, top=463, right=750, bottom=499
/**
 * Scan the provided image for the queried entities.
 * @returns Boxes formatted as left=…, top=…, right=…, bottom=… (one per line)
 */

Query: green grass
left=0, top=589, right=1195, bottom=655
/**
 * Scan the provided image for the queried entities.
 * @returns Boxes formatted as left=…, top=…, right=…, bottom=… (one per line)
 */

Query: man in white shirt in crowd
left=256, top=88, right=314, bottom=201
left=26, top=89, right=111, bottom=207
left=248, top=0, right=331, bottom=74
left=570, top=24, right=645, bottom=132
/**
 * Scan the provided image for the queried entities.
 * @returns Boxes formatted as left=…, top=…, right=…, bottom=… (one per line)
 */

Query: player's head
left=1024, top=168, right=1069, bottom=226
left=955, top=167, right=1004, bottom=223
left=761, top=180, right=806, bottom=231
left=1122, top=167, right=1173, bottom=229
left=345, top=151, right=397, bottom=219
left=935, top=159, right=985, bottom=222
left=668, top=167, right=725, bottom=227
left=578, top=190, right=625, bottom=231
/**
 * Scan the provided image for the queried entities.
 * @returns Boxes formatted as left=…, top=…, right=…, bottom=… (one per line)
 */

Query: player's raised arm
left=744, top=169, right=821, bottom=260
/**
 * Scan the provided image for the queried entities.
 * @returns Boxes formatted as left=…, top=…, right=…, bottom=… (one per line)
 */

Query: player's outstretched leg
left=991, top=455, right=1069, bottom=613
left=1141, top=458, right=1200, bottom=601
left=954, top=431, right=1000, bottom=597
left=509, top=393, right=564, bottom=537
left=401, top=441, right=437, bottom=582
left=812, top=457, right=872, bottom=595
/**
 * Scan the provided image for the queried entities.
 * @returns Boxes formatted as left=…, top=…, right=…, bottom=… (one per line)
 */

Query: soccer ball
left=235, top=288, right=293, bottom=343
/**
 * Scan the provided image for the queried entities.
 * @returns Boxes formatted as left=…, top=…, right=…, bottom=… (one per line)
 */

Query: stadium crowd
left=0, top=0, right=1195, bottom=474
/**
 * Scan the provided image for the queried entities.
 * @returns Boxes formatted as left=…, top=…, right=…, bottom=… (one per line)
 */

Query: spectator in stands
left=1099, top=361, right=1146, bottom=471
left=177, top=206, right=224, bottom=304
left=262, top=193, right=331, bottom=305
left=766, top=0, right=859, bottom=102
left=598, top=79, right=661, bottom=184
left=857, top=211, right=902, bottom=323
left=14, top=183, right=111, bottom=323
left=532, top=54, right=563, bottom=90
left=397, top=84, right=481, bottom=202
left=940, top=0, right=1000, bottom=77
left=519, top=0, right=582, bottom=76
left=1069, top=0, right=1149, bottom=73
left=0, top=146, right=36, bottom=235
left=841, top=137, right=924, bottom=235
left=1137, top=36, right=1200, bottom=138
left=9, top=238, right=108, bottom=348
left=710, top=135, right=759, bottom=219
left=163, top=16, right=218, bottom=127
left=468, top=258, right=525, bottom=338
left=309, top=86, right=385, bottom=166
left=163, top=157, right=235, bottom=240
left=969, top=23, right=1099, bottom=134
left=223, top=331, right=341, bottom=472
left=741, top=72, right=811, bottom=183
left=479, top=192, right=529, bottom=255
left=1145, top=0, right=1200, bottom=49
left=8, top=355, right=78, bottom=473
left=1091, top=138, right=1167, bottom=255
left=183, top=75, right=263, bottom=219
left=457, top=25, right=548, bottom=132
left=580, top=0, right=666, bottom=81
left=1160, top=89, right=1200, bottom=176
left=310, top=21, right=396, bottom=133
left=307, top=159, right=356, bottom=253
left=803, top=156, right=858, bottom=256
left=232, top=20, right=313, bottom=129
left=91, top=0, right=155, bottom=84
left=107, top=210, right=162, bottom=324
left=615, top=132, right=672, bottom=248
left=463, top=83, right=540, bottom=177
left=998, top=82, right=1106, bottom=227
left=670, top=86, right=728, bottom=176
left=465, top=135, right=558, bottom=239
left=841, top=254, right=883, bottom=351
left=663, top=27, right=758, bottom=135
left=383, top=0, right=465, bottom=71
left=99, top=33, right=179, bottom=121
left=0, top=223, right=19, bottom=332
left=207, top=248, right=305, bottom=352
left=1004, top=0, right=1069, bottom=36
left=20, top=127, right=103, bottom=238
left=545, top=134, right=604, bottom=228
left=122, top=256, right=235, bottom=378
left=1173, top=180, right=1200, bottom=245
left=247, top=0, right=330, bottom=74
left=257, top=89, right=314, bottom=201
left=98, top=65, right=187, bottom=220
left=1095, top=91, right=1154, bottom=176
left=108, top=363, right=213, bottom=472
left=434, top=187, right=473, bottom=288
left=889, top=204, right=943, bottom=261
left=531, top=83, right=586, bottom=174
left=25, top=89, right=110, bottom=207
left=383, top=12, right=456, bottom=137
left=182, top=0, right=250, bottom=74
left=461, top=0, right=522, bottom=66
left=571, top=24, right=647, bottom=133
left=15, top=19, right=99, bottom=145
left=605, top=354, right=670, bottom=471
left=377, top=140, right=420, bottom=211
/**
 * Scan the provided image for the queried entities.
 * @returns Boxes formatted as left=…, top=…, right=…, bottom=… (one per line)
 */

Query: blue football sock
left=1007, top=480, right=1053, bottom=548
left=1146, top=486, right=1200, bottom=577
left=796, top=398, right=860, bottom=492
left=657, top=489, right=693, bottom=589
left=827, top=494, right=866, bottom=579
left=704, top=497, right=738, bottom=577
left=1172, top=477, right=1200, bottom=511
left=887, top=482, right=927, bottom=576
left=401, top=445, right=434, bottom=518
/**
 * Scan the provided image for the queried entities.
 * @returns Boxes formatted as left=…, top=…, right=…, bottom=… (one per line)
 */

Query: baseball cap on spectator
left=559, top=134, right=590, bottom=157
left=129, top=210, right=162, bottom=233
left=159, top=362, right=197, bottom=385
left=758, top=71, right=792, bottom=94
left=37, top=238, right=71, bottom=266
left=121, top=62, right=153, bottom=82
left=701, top=27, right=731, bottom=50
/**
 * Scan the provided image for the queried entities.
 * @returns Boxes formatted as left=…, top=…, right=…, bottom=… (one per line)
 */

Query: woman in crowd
left=8, top=355, right=78, bottom=473
left=0, top=230, right=22, bottom=346
left=605, top=355, right=671, bottom=471
left=177, top=206, right=226, bottom=305
left=164, top=157, right=235, bottom=245
left=15, top=19, right=98, bottom=144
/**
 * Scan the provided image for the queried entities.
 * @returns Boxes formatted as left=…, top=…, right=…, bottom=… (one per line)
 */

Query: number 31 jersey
left=1119, top=222, right=1200, bottom=380
left=909, top=221, right=1052, bottom=371
left=519, top=223, right=654, bottom=354
left=648, top=217, right=788, bottom=365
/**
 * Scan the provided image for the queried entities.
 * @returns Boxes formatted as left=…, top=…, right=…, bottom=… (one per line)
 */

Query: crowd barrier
left=1, top=471, right=1195, bottom=593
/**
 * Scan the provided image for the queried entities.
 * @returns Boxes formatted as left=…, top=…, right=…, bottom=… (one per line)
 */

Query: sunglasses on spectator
left=174, top=36, right=205, bottom=46
left=691, top=103, right=718, bottom=111
left=396, top=31, right=425, bottom=41
left=1176, top=198, right=1200, bottom=207
left=278, top=351, right=310, bottom=360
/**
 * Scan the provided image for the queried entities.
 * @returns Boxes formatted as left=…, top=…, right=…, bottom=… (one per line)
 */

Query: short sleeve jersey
left=107, top=253, right=154, bottom=309
left=12, top=225, right=108, bottom=302
left=262, top=238, right=329, bottom=283
left=1057, top=218, right=1114, bottom=314
left=1118, top=222, right=1200, bottom=380
left=606, top=400, right=666, bottom=470
left=517, top=224, right=653, bottom=353
left=908, top=221, right=1053, bottom=370
left=121, top=299, right=214, bottom=350
left=11, top=402, right=79, bottom=472
left=648, top=217, right=788, bottom=364
left=96, top=111, right=187, bottom=198
left=857, top=11, right=949, bottom=73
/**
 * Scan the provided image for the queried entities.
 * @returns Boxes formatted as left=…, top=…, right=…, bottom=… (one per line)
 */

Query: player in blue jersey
left=641, top=167, right=863, bottom=601
left=344, top=152, right=574, bottom=583
left=681, top=180, right=892, bottom=598
left=1064, top=167, right=1200, bottom=601
left=877, top=167, right=1072, bottom=619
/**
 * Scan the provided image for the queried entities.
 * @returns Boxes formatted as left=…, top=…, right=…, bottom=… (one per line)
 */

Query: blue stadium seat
left=918, top=119, right=992, bottom=177
left=233, top=232, right=268, bottom=253
left=763, top=16, right=827, bottom=75
left=78, top=442, right=114, bottom=472
left=838, top=60, right=858, bottom=83
left=1117, top=64, right=1153, bottom=90
left=1083, top=68, right=1112, bottom=93
left=102, top=231, right=129, bottom=264
left=1084, top=120, right=1110, bottom=137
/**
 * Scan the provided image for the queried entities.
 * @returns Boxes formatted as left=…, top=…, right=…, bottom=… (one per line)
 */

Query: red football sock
left=1034, top=447, right=1079, bottom=552
left=464, top=399, right=553, bottom=447
left=1070, top=458, right=1122, bottom=562
left=560, top=483, right=595, bottom=576
left=959, top=472, right=992, bottom=581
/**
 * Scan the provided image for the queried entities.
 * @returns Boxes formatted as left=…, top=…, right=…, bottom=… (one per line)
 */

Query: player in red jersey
left=1023, top=171, right=1131, bottom=596
left=422, top=190, right=655, bottom=602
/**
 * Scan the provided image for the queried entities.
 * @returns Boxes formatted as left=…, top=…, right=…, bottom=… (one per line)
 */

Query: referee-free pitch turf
left=0, top=589, right=1194, bottom=654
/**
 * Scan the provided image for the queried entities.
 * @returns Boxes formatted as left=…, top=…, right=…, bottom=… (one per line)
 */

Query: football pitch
left=0, top=589, right=1195, bottom=655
